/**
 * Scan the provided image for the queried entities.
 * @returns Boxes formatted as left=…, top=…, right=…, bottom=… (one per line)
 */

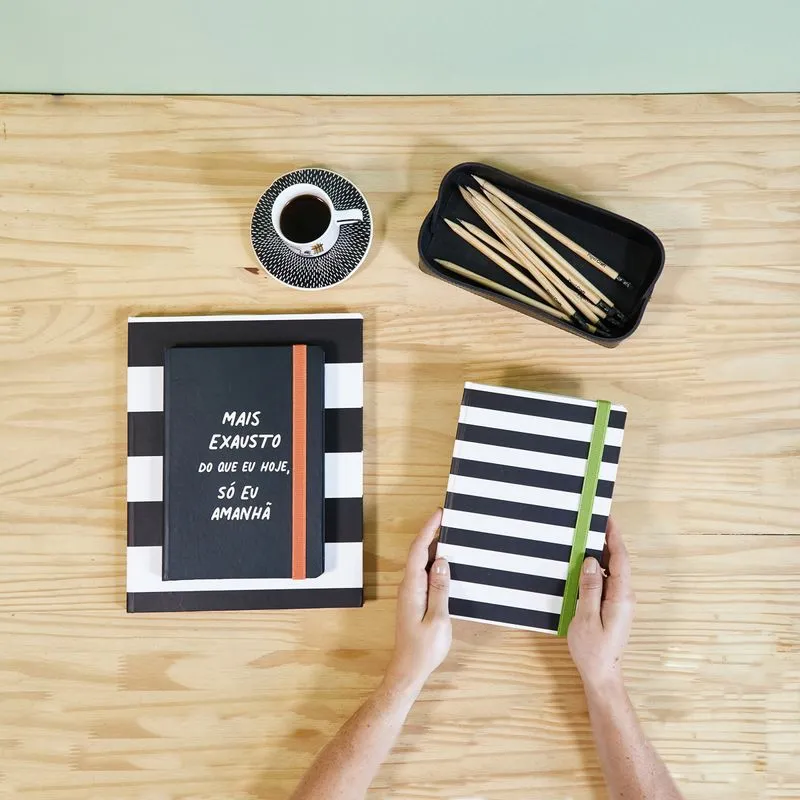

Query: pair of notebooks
left=438, top=382, right=627, bottom=636
left=127, top=316, right=623, bottom=633
left=126, top=313, right=364, bottom=613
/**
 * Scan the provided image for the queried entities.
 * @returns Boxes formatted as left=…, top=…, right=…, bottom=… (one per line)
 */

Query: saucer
left=251, top=168, right=373, bottom=290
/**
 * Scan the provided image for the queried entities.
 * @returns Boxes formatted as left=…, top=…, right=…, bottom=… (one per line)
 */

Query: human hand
left=384, top=509, right=451, bottom=697
left=567, top=519, right=635, bottom=694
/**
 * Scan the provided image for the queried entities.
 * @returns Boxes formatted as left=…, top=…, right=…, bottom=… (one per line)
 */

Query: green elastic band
left=557, top=399, right=612, bottom=637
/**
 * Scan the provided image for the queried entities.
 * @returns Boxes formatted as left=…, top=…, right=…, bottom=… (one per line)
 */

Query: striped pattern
left=126, top=313, right=364, bottom=612
left=438, top=382, right=626, bottom=634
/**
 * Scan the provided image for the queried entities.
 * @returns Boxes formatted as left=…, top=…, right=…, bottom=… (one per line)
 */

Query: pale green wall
left=1, top=0, right=798, bottom=94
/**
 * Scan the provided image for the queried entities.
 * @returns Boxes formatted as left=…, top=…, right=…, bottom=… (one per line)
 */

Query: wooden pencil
left=460, top=219, right=521, bottom=261
left=443, top=219, right=556, bottom=308
left=473, top=175, right=633, bottom=288
left=478, top=188, right=625, bottom=324
left=443, top=219, right=602, bottom=335
left=434, top=259, right=572, bottom=324
left=462, top=189, right=603, bottom=326
left=479, top=189, right=609, bottom=306
left=458, top=187, right=578, bottom=317
left=458, top=218, right=615, bottom=333
left=463, top=192, right=617, bottom=334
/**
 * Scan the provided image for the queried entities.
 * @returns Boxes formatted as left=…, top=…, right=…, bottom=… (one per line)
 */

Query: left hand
left=384, top=509, right=452, bottom=695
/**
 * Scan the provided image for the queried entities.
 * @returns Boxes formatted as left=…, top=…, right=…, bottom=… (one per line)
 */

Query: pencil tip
left=477, top=177, right=503, bottom=199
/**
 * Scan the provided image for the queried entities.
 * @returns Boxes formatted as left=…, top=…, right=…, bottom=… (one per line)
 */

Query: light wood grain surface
left=1, top=94, right=799, bottom=799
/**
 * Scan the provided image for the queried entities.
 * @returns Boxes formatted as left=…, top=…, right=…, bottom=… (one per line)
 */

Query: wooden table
left=1, top=94, right=799, bottom=799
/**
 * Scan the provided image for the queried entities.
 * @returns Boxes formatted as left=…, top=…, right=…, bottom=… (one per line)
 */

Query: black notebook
left=163, top=345, right=325, bottom=581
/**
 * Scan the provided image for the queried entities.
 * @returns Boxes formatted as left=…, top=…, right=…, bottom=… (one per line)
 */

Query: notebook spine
left=441, top=393, right=471, bottom=545
left=291, top=344, right=308, bottom=580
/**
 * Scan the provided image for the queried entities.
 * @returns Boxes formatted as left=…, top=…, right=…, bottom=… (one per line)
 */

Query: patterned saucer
left=251, top=168, right=373, bottom=290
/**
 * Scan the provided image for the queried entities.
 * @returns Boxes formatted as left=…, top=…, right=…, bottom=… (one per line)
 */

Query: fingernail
left=583, top=558, right=598, bottom=574
left=433, top=558, right=448, bottom=575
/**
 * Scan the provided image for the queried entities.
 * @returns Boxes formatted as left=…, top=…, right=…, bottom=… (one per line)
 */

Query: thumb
left=424, top=558, right=450, bottom=621
left=575, top=557, right=603, bottom=620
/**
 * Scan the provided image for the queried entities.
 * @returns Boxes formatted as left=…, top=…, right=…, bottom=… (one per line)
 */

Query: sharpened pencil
left=479, top=190, right=608, bottom=305
left=460, top=218, right=616, bottom=333
left=477, top=189, right=625, bottom=325
left=444, top=218, right=601, bottom=335
left=473, top=175, right=633, bottom=288
left=462, top=189, right=604, bottom=326
left=459, top=187, right=577, bottom=317
left=434, top=259, right=574, bottom=324
left=460, top=218, right=527, bottom=263
left=462, top=186, right=623, bottom=331
left=443, top=218, right=555, bottom=307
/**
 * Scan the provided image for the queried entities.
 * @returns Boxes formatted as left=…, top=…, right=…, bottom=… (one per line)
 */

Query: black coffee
left=279, top=195, right=331, bottom=243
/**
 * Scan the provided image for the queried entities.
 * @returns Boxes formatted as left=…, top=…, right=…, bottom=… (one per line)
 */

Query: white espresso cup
left=271, top=182, right=363, bottom=257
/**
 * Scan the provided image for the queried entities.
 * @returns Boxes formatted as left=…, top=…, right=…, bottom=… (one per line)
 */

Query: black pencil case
left=417, top=162, right=665, bottom=347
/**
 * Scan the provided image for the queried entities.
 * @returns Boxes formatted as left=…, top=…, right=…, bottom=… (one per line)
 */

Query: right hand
left=384, top=509, right=452, bottom=697
left=567, top=519, right=635, bottom=693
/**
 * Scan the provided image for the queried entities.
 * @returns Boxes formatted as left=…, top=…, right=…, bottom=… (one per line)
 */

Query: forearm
left=290, top=509, right=450, bottom=800
left=289, top=678, right=420, bottom=800
left=584, top=679, right=683, bottom=800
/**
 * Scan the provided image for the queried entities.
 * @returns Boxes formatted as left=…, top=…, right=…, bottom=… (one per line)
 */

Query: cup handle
left=334, top=208, right=364, bottom=225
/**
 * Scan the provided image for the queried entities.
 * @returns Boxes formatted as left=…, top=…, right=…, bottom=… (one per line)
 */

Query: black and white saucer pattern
left=251, top=168, right=373, bottom=290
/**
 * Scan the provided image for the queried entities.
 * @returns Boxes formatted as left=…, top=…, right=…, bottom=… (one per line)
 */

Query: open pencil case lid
left=417, top=162, right=665, bottom=347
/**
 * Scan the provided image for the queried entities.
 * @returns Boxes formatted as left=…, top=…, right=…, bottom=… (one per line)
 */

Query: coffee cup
left=271, top=183, right=363, bottom=257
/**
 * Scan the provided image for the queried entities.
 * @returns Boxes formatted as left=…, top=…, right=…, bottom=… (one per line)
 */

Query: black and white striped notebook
left=126, top=313, right=363, bottom=613
left=437, top=382, right=627, bottom=635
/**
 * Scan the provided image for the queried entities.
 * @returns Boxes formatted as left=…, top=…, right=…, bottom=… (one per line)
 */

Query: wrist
left=376, top=673, right=424, bottom=715
left=582, top=669, right=627, bottom=705
left=382, top=658, right=428, bottom=702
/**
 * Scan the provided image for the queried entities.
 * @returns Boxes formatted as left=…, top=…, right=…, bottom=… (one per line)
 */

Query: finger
left=398, top=509, right=443, bottom=622
left=406, top=508, right=443, bottom=572
left=604, top=518, right=633, bottom=603
left=424, top=557, right=450, bottom=621
left=575, top=557, right=603, bottom=620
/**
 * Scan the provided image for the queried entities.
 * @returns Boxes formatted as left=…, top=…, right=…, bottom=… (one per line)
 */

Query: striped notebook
left=126, top=313, right=363, bottom=613
left=437, top=382, right=627, bottom=635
